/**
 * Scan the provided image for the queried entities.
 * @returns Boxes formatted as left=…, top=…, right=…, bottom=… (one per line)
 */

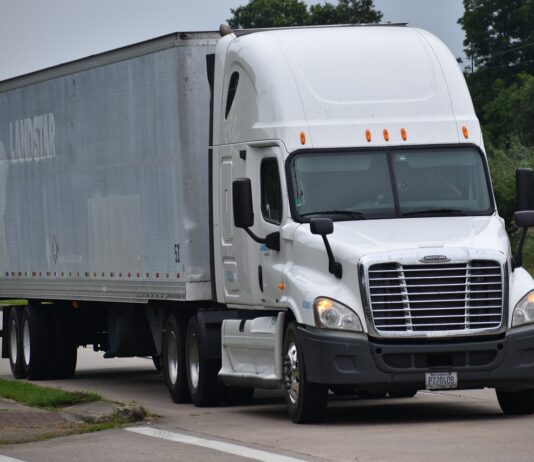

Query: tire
left=51, top=306, right=78, bottom=379
left=185, top=316, right=223, bottom=407
left=224, top=386, right=254, bottom=406
left=21, top=305, right=52, bottom=380
left=496, top=389, right=534, bottom=415
left=282, top=322, right=328, bottom=423
left=7, top=308, right=25, bottom=379
left=388, top=390, right=417, bottom=399
left=162, top=313, right=191, bottom=403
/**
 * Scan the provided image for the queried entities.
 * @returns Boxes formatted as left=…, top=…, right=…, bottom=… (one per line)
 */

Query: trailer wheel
left=496, top=389, right=534, bottom=415
left=163, top=313, right=190, bottom=403
left=282, top=322, right=328, bottom=423
left=21, top=305, right=52, bottom=380
left=185, top=316, right=223, bottom=406
left=8, top=308, right=25, bottom=379
left=51, top=306, right=77, bottom=379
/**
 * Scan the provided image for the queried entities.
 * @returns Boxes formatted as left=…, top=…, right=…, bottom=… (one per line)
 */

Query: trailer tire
left=186, top=316, right=223, bottom=407
left=21, top=305, right=52, bottom=380
left=51, top=306, right=77, bottom=379
left=7, top=308, right=25, bottom=379
left=496, top=389, right=534, bottom=415
left=163, top=313, right=190, bottom=403
left=283, top=322, right=328, bottom=423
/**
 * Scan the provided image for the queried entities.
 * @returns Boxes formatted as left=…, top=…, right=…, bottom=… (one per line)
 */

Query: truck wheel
left=8, top=308, right=25, bottom=379
left=185, top=316, right=223, bottom=406
left=163, top=313, right=190, bottom=403
left=51, top=306, right=77, bottom=379
left=21, top=305, right=52, bottom=380
left=224, top=386, right=254, bottom=406
left=283, top=322, right=328, bottom=423
left=496, top=389, right=534, bottom=415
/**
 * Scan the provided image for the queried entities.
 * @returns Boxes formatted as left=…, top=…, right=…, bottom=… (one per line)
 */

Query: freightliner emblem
left=420, top=255, right=450, bottom=263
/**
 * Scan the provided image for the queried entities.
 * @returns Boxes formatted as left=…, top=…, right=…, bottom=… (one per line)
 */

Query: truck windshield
left=288, top=147, right=493, bottom=221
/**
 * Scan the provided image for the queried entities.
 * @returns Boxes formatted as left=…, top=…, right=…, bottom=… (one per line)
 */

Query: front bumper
left=298, top=324, right=534, bottom=392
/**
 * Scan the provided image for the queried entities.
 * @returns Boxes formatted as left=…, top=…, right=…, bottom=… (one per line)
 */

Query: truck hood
left=294, top=216, right=509, bottom=264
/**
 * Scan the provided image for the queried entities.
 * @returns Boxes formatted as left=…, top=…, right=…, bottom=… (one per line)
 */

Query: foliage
left=309, top=0, right=382, bottom=25
left=228, top=0, right=382, bottom=29
left=228, top=0, right=308, bottom=28
left=460, top=0, right=534, bottom=82
left=0, top=378, right=100, bottom=409
left=482, top=73, right=534, bottom=147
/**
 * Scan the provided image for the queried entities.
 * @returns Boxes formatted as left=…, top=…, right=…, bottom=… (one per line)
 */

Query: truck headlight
left=512, top=291, right=534, bottom=327
left=314, top=297, right=363, bottom=332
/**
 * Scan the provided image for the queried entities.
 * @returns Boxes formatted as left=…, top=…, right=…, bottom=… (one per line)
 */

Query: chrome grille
left=367, top=260, right=503, bottom=333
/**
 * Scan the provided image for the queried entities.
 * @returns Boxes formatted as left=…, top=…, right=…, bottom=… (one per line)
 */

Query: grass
left=0, top=379, right=100, bottom=409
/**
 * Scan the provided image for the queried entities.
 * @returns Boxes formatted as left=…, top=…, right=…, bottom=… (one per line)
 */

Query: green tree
left=460, top=0, right=534, bottom=80
left=309, top=0, right=382, bottom=25
left=228, top=0, right=309, bottom=28
left=228, top=0, right=382, bottom=29
left=483, top=73, right=534, bottom=147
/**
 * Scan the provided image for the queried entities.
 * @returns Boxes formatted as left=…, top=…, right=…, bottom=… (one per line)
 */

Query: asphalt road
left=1, top=347, right=534, bottom=461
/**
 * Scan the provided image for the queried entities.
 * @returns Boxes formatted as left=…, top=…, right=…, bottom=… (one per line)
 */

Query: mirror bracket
left=310, top=218, right=342, bottom=279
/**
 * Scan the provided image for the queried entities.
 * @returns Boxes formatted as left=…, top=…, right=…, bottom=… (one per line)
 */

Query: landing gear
left=282, top=322, right=328, bottom=423
left=51, top=306, right=77, bottom=379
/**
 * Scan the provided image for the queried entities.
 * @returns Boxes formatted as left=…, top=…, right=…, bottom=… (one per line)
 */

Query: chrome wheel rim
left=167, top=329, right=178, bottom=385
left=9, top=317, right=18, bottom=364
left=22, top=319, right=30, bottom=366
left=188, top=328, right=199, bottom=390
left=284, top=342, right=299, bottom=404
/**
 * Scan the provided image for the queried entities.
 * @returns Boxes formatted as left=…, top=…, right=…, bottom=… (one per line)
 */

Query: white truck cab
left=213, top=26, right=534, bottom=422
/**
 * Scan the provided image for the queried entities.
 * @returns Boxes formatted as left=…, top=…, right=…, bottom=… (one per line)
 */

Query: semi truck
left=2, top=24, right=534, bottom=423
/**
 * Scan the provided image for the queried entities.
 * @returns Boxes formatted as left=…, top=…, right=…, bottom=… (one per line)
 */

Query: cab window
left=261, top=158, right=282, bottom=224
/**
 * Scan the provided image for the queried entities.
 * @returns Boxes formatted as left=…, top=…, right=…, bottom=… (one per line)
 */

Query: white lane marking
left=0, top=456, right=26, bottom=462
left=126, top=426, right=307, bottom=462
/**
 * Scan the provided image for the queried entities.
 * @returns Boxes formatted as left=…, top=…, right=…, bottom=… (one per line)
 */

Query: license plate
left=425, top=372, right=458, bottom=390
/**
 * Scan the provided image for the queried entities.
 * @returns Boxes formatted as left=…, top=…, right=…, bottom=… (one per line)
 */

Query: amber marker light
left=278, top=282, right=286, bottom=290
left=365, top=129, right=372, bottom=142
left=462, top=126, right=469, bottom=139
left=300, top=132, right=306, bottom=145
left=383, top=129, right=390, bottom=142
left=401, top=128, right=407, bottom=141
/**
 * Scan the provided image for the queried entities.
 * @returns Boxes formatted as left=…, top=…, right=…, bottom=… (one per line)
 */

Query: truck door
left=254, top=146, right=286, bottom=307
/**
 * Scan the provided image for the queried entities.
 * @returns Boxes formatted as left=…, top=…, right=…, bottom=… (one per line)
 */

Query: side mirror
left=516, top=168, right=534, bottom=211
left=309, top=218, right=342, bottom=279
left=232, top=178, right=254, bottom=228
left=310, top=218, right=333, bottom=236
left=514, top=210, right=534, bottom=229
left=512, top=210, right=534, bottom=269
left=231, top=177, right=280, bottom=251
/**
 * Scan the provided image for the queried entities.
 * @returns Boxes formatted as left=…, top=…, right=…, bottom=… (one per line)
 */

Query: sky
left=0, top=0, right=466, bottom=82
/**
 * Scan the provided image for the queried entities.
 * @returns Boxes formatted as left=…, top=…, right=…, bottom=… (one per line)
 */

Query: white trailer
left=2, top=25, right=534, bottom=423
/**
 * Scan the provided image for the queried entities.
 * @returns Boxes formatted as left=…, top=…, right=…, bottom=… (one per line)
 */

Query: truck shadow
left=242, top=396, right=511, bottom=425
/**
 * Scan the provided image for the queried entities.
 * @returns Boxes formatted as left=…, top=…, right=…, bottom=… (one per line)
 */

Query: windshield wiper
left=401, top=208, right=467, bottom=217
left=300, top=210, right=367, bottom=220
